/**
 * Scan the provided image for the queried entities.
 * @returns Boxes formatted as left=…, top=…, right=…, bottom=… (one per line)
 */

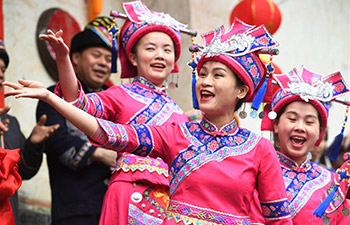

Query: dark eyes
left=164, top=48, right=172, bottom=53
left=214, top=73, right=223, bottom=77
left=145, top=46, right=172, bottom=53
left=105, top=57, right=112, bottom=63
left=92, top=53, right=100, bottom=58
left=199, top=72, right=206, bottom=77
left=287, top=117, right=315, bottom=125
left=198, top=72, right=224, bottom=78
left=306, top=121, right=315, bottom=125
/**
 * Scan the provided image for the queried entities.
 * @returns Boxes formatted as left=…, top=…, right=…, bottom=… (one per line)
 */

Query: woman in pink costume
left=253, top=66, right=350, bottom=224
left=39, top=1, right=195, bottom=224
left=5, top=19, right=292, bottom=224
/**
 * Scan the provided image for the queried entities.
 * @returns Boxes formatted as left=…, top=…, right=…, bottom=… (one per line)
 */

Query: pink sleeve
left=55, top=80, right=118, bottom=120
left=90, top=126, right=108, bottom=144
left=54, top=80, right=82, bottom=101
left=256, top=138, right=292, bottom=224
left=88, top=118, right=168, bottom=158
left=249, top=190, right=265, bottom=225
left=87, top=119, right=188, bottom=165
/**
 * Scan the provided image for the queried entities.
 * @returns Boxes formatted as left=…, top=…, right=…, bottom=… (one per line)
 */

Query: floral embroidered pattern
left=169, top=119, right=259, bottom=195
left=132, top=124, right=153, bottom=156
left=278, top=152, right=331, bottom=217
left=260, top=199, right=291, bottom=220
left=167, top=200, right=250, bottom=225
left=122, top=77, right=184, bottom=126
left=234, top=54, right=262, bottom=89
left=121, top=22, right=144, bottom=48
left=97, top=119, right=129, bottom=150
left=128, top=204, right=163, bottom=225
left=73, top=89, right=89, bottom=111
left=116, top=153, right=168, bottom=177
left=85, top=93, right=104, bottom=118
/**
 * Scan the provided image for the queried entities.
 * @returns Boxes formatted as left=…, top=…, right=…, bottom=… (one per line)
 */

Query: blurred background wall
left=2, top=0, right=349, bottom=223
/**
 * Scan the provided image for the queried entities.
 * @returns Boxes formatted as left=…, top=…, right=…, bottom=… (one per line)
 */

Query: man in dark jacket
left=26, top=17, right=118, bottom=225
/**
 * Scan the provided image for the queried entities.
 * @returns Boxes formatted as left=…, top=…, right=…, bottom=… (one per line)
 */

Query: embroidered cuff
left=260, top=198, right=291, bottom=220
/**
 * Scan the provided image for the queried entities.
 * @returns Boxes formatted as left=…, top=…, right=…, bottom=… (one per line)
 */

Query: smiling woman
left=255, top=66, right=350, bottom=224
left=274, top=101, right=321, bottom=165
left=4, top=16, right=293, bottom=224
left=37, top=1, right=195, bottom=225
left=128, top=31, right=176, bottom=87
left=196, top=61, right=248, bottom=128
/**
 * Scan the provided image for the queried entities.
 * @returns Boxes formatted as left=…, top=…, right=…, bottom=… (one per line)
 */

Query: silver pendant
left=168, top=81, right=176, bottom=89
left=239, top=111, right=247, bottom=119
left=322, top=216, right=330, bottom=225
left=342, top=207, right=350, bottom=216
left=268, top=111, right=277, bottom=120
left=258, top=111, right=266, bottom=119
left=250, top=110, right=257, bottom=118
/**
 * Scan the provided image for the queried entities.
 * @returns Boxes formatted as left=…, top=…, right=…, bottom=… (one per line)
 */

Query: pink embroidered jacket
left=278, top=152, right=350, bottom=224
left=251, top=151, right=350, bottom=224
left=90, top=116, right=292, bottom=225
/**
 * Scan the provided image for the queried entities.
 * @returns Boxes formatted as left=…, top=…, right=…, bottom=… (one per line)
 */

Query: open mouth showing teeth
left=290, top=136, right=306, bottom=145
left=200, top=91, right=214, bottom=100
left=151, top=64, right=165, bottom=68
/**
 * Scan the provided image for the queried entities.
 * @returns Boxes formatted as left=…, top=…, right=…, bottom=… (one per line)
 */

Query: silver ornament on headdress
left=286, top=80, right=334, bottom=102
left=202, top=33, right=255, bottom=58
left=137, top=12, right=187, bottom=31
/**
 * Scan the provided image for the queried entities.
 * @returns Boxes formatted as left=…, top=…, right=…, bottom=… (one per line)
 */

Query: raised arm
left=4, top=79, right=99, bottom=138
left=39, top=29, right=79, bottom=101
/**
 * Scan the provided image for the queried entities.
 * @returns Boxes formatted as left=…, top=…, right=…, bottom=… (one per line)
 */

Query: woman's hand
left=3, top=79, right=51, bottom=102
left=39, top=29, right=69, bottom=60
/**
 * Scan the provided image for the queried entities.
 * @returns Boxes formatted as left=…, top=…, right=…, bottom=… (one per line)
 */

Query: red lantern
left=230, top=0, right=282, bottom=34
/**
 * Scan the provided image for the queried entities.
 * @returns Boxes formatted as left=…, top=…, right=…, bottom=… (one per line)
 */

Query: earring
left=268, top=104, right=277, bottom=119
left=165, top=79, right=169, bottom=88
left=169, top=74, right=176, bottom=89
left=258, top=103, right=266, bottom=119
left=175, top=74, right=179, bottom=88
left=307, top=152, right=312, bottom=160
left=239, top=103, right=247, bottom=119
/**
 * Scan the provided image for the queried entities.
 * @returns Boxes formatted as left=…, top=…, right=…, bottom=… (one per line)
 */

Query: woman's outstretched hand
left=4, top=79, right=99, bottom=138
left=39, top=29, right=69, bottom=59
left=3, top=79, right=51, bottom=102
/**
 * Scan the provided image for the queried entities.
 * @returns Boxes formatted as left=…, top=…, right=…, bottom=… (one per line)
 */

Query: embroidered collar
left=277, top=152, right=312, bottom=173
left=199, top=117, right=238, bottom=136
left=133, top=76, right=168, bottom=95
